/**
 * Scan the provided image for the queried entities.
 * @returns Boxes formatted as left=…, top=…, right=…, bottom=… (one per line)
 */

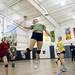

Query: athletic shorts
left=0, top=51, right=7, bottom=58
left=31, top=32, right=43, bottom=41
left=60, top=51, right=65, bottom=54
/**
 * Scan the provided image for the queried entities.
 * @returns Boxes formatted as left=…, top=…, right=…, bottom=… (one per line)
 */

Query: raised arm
left=23, top=26, right=32, bottom=30
left=20, top=16, right=32, bottom=30
left=19, top=25, right=32, bottom=30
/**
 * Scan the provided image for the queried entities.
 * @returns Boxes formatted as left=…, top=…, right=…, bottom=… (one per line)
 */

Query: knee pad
left=26, top=48, right=31, bottom=52
left=5, top=64, right=8, bottom=68
left=58, top=58, right=60, bottom=60
left=36, top=50, right=41, bottom=54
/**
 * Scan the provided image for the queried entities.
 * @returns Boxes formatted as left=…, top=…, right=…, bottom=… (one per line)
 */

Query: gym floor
left=0, top=59, right=75, bottom=75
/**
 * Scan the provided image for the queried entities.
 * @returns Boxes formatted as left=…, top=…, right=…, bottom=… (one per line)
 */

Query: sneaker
left=56, top=71, right=62, bottom=75
left=34, top=65, right=38, bottom=69
left=60, top=68, right=67, bottom=72
left=12, top=63, right=15, bottom=68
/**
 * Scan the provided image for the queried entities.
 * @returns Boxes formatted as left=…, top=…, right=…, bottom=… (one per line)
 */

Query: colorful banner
left=65, top=28, right=71, bottom=40
left=50, top=31, right=55, bottom=42
left=73, top=28, right=75, bottom=38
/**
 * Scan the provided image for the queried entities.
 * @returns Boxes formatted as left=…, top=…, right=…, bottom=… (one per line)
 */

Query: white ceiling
left=0, top=0, right=75, bottom=25
left=0, top=0, right=41, bottom=21
left=40, top=0, right=75, bottom=24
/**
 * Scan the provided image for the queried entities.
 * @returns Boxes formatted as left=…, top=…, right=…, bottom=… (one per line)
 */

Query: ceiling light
left=73, top=16, right=75, bottom=19
left=61, top=2, right=65, bottom=6
left=60, top=0, right=66, bottom=6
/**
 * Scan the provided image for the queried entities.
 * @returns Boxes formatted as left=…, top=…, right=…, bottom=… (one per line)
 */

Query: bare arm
left=23, top=26, right=32, bottom=30
left=19, top=25, right=32, bottom=30
left=44, top=29, right=51, bottom=37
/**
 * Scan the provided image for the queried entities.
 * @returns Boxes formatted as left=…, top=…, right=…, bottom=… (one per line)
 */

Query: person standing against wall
left=70, top=43, right=75, bottom=62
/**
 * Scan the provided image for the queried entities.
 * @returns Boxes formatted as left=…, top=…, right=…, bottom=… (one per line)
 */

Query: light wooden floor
left=0, top=59, right=75, bottom=75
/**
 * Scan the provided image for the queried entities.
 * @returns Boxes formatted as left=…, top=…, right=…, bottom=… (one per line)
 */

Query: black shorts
left=31, top=32, right=43, bottom=41
left=60, top=51, right=65, bottom=54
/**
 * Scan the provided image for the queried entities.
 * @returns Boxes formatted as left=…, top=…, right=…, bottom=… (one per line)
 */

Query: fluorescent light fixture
left=61, top=2, right=65, bottom=6
left=73, top=16, right=75, bottom=19
left=60, top=0, right=66, bottom=6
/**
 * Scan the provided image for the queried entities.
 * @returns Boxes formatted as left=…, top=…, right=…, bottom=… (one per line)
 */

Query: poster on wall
left=73, top=28, right=75, bottom=38
left=50, top=31, right=55, bottom=42
left=65, top=28, right=71, bottom=40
